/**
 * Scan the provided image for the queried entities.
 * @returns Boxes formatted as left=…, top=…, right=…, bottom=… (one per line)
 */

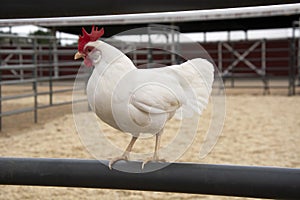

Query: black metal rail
left=0, top=157, right=299, bottom=199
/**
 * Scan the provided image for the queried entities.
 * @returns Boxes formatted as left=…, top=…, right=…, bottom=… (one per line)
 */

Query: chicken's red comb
left=78, top=26, right=104, bottom=52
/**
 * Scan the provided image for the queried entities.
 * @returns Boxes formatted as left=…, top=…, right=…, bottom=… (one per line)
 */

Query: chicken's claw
left=142, top=156, right=166, bottom=169
left=108, top=154, right=129, bottom=170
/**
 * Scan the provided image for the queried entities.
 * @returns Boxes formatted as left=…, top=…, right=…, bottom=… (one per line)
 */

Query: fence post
left=261, top=39, right=270, bottom=94
left=147, top=26, right=153, bottom=68
left=289, top=26, right=296, bottom=96
left=52, top=29, right=59, bottom=78
left=32, top=38, right=38, bottom=123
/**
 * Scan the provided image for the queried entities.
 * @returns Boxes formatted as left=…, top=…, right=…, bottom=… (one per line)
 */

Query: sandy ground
left=0, top=84, right=300, bottom=200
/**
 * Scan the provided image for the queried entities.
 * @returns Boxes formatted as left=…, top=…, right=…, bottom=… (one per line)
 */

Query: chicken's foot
left=142, top=131, right=166, bottom=169
left=109, top=136, right=137, bottom=169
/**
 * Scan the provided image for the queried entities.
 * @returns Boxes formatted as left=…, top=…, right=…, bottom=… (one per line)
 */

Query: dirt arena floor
left=0, top=83, right=299, bottom=200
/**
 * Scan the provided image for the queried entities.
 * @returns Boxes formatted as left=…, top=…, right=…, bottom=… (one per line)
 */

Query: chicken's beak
left=74, top=52, right=84, bottom=60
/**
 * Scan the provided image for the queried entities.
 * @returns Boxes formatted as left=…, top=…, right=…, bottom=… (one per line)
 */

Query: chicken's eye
left=86, top=47, right=94, bottom=53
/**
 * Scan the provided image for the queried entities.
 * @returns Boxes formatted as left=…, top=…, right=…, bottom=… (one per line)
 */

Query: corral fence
left=115, top=24, right=300, bottom=95
left=1, top=26, right=300, bottom=130
left=201, top=38, right=299, bottom=95
left=0, top=33, right=85, bottom=131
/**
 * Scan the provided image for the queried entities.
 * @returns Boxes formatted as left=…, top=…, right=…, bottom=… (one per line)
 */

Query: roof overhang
left=0, top=3, right=299, bottom=27
left=0, top=3, right=299, bottom=36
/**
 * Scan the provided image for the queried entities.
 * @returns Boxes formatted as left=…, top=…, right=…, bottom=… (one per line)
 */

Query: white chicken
left=74, top=26, right=214, bottom=169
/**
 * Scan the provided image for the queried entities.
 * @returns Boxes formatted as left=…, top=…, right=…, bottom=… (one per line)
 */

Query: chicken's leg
left=142, top=130, right=166, bottom=169
left=109, top=136, right=138, bottom=169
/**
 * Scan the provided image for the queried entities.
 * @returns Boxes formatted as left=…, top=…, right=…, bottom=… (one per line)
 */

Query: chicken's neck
left=86, top=53, right=136, bottom=130
left=95, top=55, right=135, bottom=78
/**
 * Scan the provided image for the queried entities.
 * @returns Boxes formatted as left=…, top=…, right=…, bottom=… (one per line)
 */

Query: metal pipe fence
left=0, top=33, right=83, bottom=131
left=1, top=31, right=299, bottom=130
left=203, top=38, right=298, bottom=95
left=0, top=157, right=299, bottom=199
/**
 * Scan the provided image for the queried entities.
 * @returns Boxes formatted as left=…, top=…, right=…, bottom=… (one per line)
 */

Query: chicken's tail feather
left=171, top=58, right=214, bottom=119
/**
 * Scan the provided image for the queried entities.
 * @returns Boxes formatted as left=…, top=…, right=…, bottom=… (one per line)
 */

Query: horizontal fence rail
left=0, top=157, right=299, bottom=199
